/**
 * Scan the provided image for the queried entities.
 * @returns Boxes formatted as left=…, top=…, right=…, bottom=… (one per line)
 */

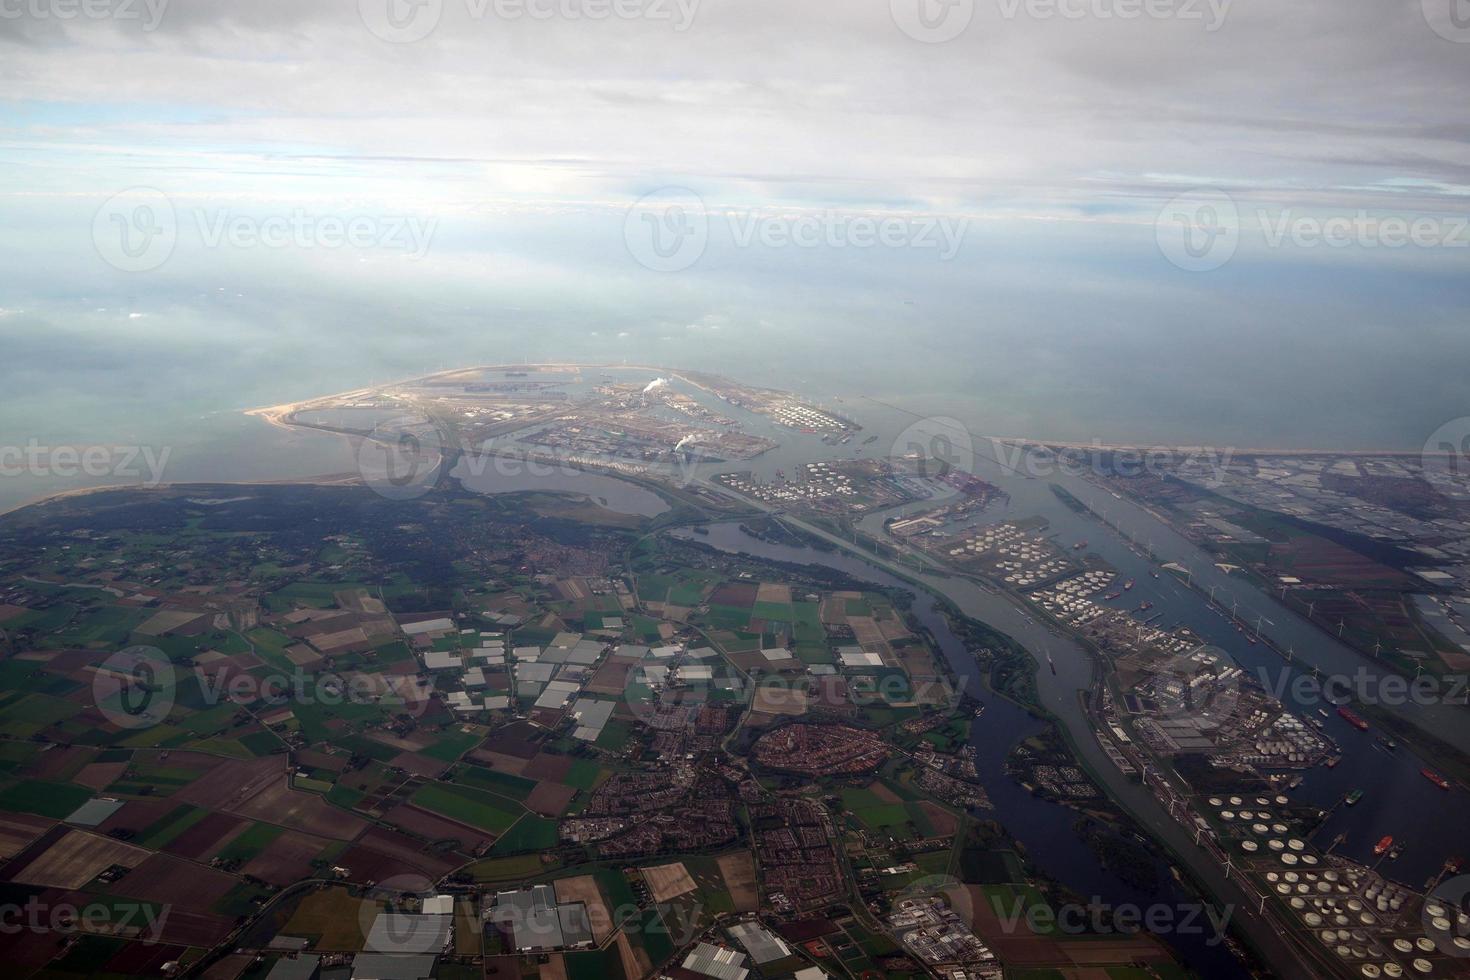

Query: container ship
left=1336, top=705, right=1370, bottom=731
left=1422, top=767, right=1451, bottom=790
left=1374, top=835, right=1394, bottom=857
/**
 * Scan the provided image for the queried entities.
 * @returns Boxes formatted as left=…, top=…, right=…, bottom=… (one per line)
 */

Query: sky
left=0, top=0, right=1468, bottom=468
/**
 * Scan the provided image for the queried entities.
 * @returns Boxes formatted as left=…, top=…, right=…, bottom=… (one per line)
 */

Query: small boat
left=1346, top=789, right=1364, bottom=805
left=1337, top=706, right=1370, bottom=732
left=1422, top=767, right=1451, bottom=791
left=1374, top=835, right=1393, bottom=857
left=1150, top=571, right=1161, bottom=579
left=1073, top=540, right=1088, bottom=551
left=1047, top=651, right=1056, bottom=675
left=1376, top=736, right=1397, bottom=751
left=1317, top=708, right=1329, bottom=719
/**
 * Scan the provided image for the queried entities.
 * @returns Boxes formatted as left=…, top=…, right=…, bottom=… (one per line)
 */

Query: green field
left=412, top=781, right=523, bottom=832
left=216, top=821, right=286, bottom=863
left=136, top=803, right=210, bottom=849
left=0, top=778, right=93, bottom=818
left=491, top=814, right=560, bottom=853
left=451, top=764, right=537, bottom=800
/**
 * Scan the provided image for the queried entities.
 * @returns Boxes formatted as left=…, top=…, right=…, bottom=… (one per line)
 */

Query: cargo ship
left=1325, top=754, right=1341, bottom=768
left=1137, top=600, right=1154, bottom=612
left=1374, top=835, right=1394, bottom=857
left=1123, top=579, right=1135, bottom=591
left=1073, top=540, right=1088, bottom=551
left=1422, top=767, right=1451, bottom=790
left=1336, top=705, right=1370, bottom=731
left=1346, top=789, right=1364, bottom=805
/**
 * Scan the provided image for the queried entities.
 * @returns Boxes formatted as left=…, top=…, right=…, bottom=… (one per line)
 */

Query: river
left=675, top=521, right=1251, bottom=978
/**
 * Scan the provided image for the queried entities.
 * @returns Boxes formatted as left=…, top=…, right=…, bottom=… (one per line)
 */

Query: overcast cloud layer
left=3, top=0, right=1468, bottom=215
left=0, top=0, right=1467, bottom=475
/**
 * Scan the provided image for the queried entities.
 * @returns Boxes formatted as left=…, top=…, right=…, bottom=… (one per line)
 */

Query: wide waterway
left=674, top=521, right=1254, bottom=977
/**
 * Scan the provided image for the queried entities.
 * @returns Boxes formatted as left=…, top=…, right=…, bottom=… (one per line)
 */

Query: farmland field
left=411, top=781, right=523, bottom=832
